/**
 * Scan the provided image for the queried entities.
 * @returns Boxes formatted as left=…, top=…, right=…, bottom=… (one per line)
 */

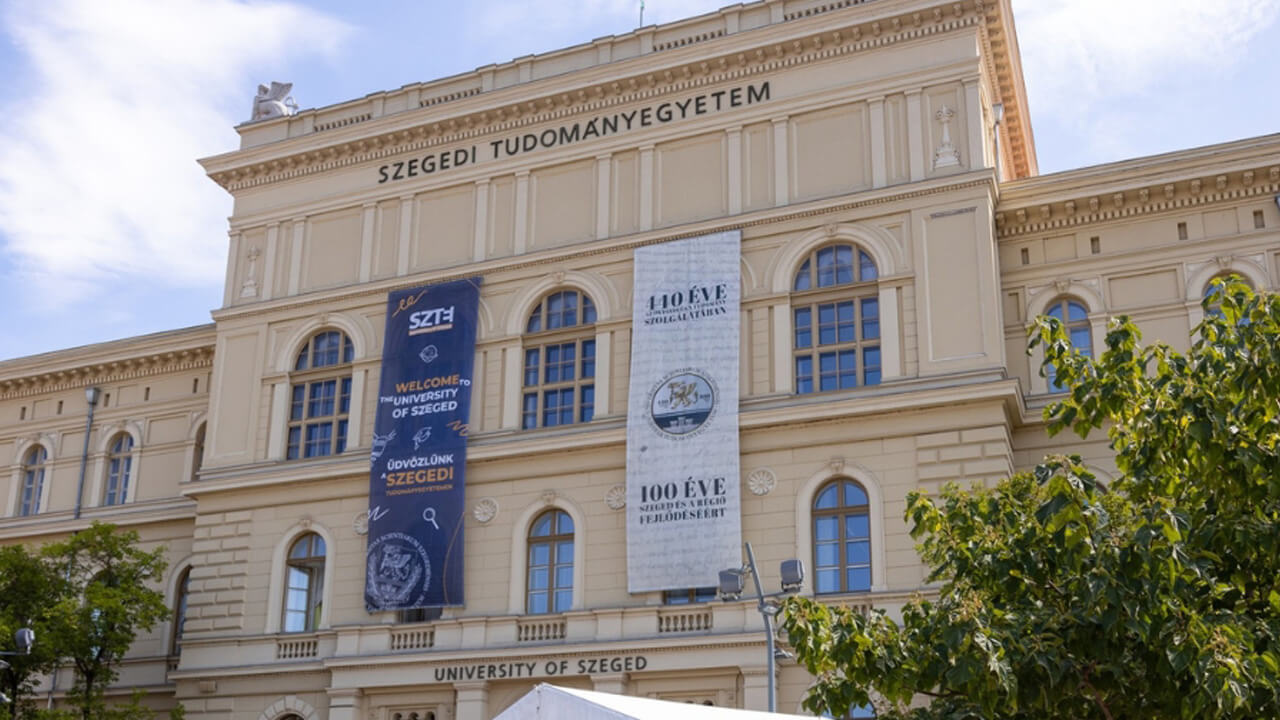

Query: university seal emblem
left=648, top=369, right=716, bottom=437
left=365, top=532, right=431, bottom=610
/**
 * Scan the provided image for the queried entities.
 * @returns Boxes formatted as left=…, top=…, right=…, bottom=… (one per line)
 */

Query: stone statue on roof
left=251, top=82, right=298, bottom=122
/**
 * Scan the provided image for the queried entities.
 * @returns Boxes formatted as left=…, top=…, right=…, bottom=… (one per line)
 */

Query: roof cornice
left=201, top=0, right=1012, bottom=191
left=0, top=325, right=216, bottom=399
left=995, top=134, right=1280, bottom=239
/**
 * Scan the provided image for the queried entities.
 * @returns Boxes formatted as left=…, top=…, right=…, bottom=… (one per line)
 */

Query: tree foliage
left=781, top=279, right=1280, bottom=719
left=0, top=524, right=167, bottom=720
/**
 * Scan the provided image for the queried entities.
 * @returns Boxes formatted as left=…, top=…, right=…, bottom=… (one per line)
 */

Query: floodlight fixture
left=780, top=559, right=805, bottom=592
left=15, top=627, right=34, bottom=654
left=718, top=569, right=744, bottom=600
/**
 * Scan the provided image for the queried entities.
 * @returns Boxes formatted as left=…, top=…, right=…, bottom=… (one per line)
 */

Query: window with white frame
left=103, top=434, right=133, bottom=506
left=792, top=245, right=882, bottom=394
left=287, top=331, right=353, bottom=459
left=522, top=291, right=597, bottom=429
left=526, top=509, right=574, bottom=614
left=19, top=445, right=48, bottom=516
left=283, top=533, right=326, bottom=632
left=1044, top=298, right=1092, bottom=392
left=812, top=477, right=872, bottom=594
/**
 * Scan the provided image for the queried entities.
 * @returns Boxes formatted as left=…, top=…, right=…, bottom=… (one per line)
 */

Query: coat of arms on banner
left=365, top=532, right=431, bottom=609
left=648, top=369, right=716, bottom=437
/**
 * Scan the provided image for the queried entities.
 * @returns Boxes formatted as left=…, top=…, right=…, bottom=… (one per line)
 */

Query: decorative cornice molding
left=996, top=166, right=1280, bottom=239
left=0, top=346, right=214, bottom=400
left=206, top=5, right=986, bottom=191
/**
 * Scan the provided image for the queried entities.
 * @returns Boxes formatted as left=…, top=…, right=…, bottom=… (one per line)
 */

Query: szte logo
left=408, top=306, right=455, bottom=335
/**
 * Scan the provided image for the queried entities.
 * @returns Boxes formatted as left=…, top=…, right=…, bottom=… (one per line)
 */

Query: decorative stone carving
left=1243, top=171, right=1255, bottom=186
left=1064, top=200, right=1076, bottom=215
left=1088, top=197, right=1100, bottom=213
left=746, top=468, right=777, bottom=496
left=1138, top=188, right=1149, bottom=203
left=1015, top=209, right=1026, bottom=224
left=1164, top=184, right=1176, bottom=200
left=251, top=81, right=298, bottom=122
left=540, top=489, right=558, bottom=506
left=1039, top=205, right=1051, bottom=220
left=353, top=512, right=368, bottom=535
left=240, top=246, right=260, bottom=298
left=605, top=485, right=627, bottom=510
left=299, top=514, right=312, bottom=529
left=1216, top=175, right=1228, bottom=191
left=828, top=456, right=846, bottom=473
left=932, top=105, right=961, bottom=168
left=473, top=498, right=498, bottom=523
left=1190, top=179, right=1202, bottom=195
left=1112, top=193, right=1124, bottom=209
left=1270, top=166, right=1279, bottom=182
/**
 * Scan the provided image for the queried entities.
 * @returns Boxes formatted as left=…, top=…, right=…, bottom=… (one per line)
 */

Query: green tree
left=781, top=279, right=1280, bottom=720
left=41, top=524, right=168, bottom=720
left=0, top=544, right=63, bottom=720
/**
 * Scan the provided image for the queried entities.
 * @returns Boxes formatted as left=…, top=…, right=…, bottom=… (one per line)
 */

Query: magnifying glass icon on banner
left=422, top=507, right=440, bottom=530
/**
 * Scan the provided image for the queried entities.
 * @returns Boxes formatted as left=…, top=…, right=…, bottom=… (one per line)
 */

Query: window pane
left=846, top=513, right=870, bottom=539
left=816, top=542, right=838, bottom=566
left=531, top=515, right=553, bottom=537
left=794, top=307, right=812, bottom=348
left=557, top=512, right=574, bottom=534
left=309, top=381, right=336, bottom=417
left=554, top=590, right=572, bottom=612
left=528, top=592, right=548, bottom=614
left=304, top=424, right=332, bottom=457
left=284, top=611, right=307, bottom=633
left=529, top=567, right=549, bottom=590
left=816, top=247, right=836, bottom=287
left=814, top=484, right=838, bottom=509
left=580, top=386, right=595, bottom=423
left=863, top=347, right=882, bottom=386
left=816, top=569, right=839, bottom=594
left=583, top=296, right=597, bottom=324
left=313, top=536, right=326, bottom=556
left=557, top=538, right=574, bottom=558
left=861, top=298, right=880, bottom=340
left=796, top=356, right=813, bottom=395
left=847, top=567, right=871, bottom=592
left=847, top=540, right=871, bottom=564
left=793, top=260, right=812, bottom=291
left=1070, top=328, right=1092, bottom=355
left=1067, top=302, right=1087, bottom=322
left=815, top=515, right=838, bottom=540
left=289, top=385, right=305, bottom=421
left=582, top=340, right=596, bottom=378
left=522, top=393, right=538, bottom=429
left=859, top=250, right=877, bottom=281
left=844, top=482, right=868, bottom=506
left=834, top=246, right=854, bottom=284
left=286, top=427, right=301, bottom=459
left=526, top=309, right=542, bottom=333
left=555, top=566, right=573, bottom=588
left=336, top=420, right=348, bottom=454
left=1048, top=303, right=1065, bottom=320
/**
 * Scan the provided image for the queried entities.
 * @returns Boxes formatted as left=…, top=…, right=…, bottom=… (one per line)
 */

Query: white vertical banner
left=626, top=230, right=742, bottom=593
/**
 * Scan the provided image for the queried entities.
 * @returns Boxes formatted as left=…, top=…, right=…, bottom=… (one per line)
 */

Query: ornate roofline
left=995, top=134, right=1280, bottom=239
left=0, top=325, right=215, bottom=399
left=201, top=0, right=1023, bottom=190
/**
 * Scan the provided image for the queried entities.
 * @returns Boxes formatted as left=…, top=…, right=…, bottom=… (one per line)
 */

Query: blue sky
left=1, top=0, right=1278, bottom=361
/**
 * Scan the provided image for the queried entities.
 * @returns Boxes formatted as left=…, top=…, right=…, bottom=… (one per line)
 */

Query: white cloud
left=1013, top=0, right=1280, bottom=117
left=0, top=0, right=351, bottom=305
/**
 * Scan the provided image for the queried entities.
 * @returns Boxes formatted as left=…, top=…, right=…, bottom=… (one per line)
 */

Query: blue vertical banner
left=365, top=277, right=481, bottom=611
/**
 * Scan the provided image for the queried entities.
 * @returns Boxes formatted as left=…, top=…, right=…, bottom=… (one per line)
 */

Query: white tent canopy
left=494, top=684, right=814, bottom=720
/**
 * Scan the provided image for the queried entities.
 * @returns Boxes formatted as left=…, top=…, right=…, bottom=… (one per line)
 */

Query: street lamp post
left=0, top=627, right=37, bottom=705
left=718, top=542, right=804, bottom=713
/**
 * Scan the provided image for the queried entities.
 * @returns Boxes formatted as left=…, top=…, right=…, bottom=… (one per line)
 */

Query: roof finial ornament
left=251, top=82, right=298, bottom=122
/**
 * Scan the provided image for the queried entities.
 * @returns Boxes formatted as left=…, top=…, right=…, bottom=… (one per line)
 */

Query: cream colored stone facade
left=2, top=0, right=1278, bottom=718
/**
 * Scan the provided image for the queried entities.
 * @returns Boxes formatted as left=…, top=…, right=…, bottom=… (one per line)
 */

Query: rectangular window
left=1254, top=210, right=1266, bottom=229
left=1177, top=221, right=1188, bottom=240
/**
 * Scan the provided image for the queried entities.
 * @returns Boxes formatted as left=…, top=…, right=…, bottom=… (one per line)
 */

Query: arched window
left=1045, top=298, right=1091, bottom=391
left=283, top=533, right=326, bottom=632
left=792, top=245, right=881, bottom=394
left=522, top=291, right=597, bottom=429
left=1203, top=274, right=1252, bottom=318
left=171, top=567, right=191, bottom=656
left=526, top=510, right=573, bottom=614
left=288, top=331, right=353, bottom=459
left=19, top=445, right=47, bottom=516
left=190, top=423, right=206, bottom=482
left=812, top=478, right=871, bottom=594
left=103, top=434, right=134, bottom=506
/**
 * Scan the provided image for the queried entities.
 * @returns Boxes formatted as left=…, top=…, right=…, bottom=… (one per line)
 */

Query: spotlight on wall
left=718, top=568, right=745, bottom=600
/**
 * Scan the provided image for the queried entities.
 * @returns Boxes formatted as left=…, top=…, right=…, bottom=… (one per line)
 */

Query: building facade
left=2, top=0, right=1278, bottom=718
